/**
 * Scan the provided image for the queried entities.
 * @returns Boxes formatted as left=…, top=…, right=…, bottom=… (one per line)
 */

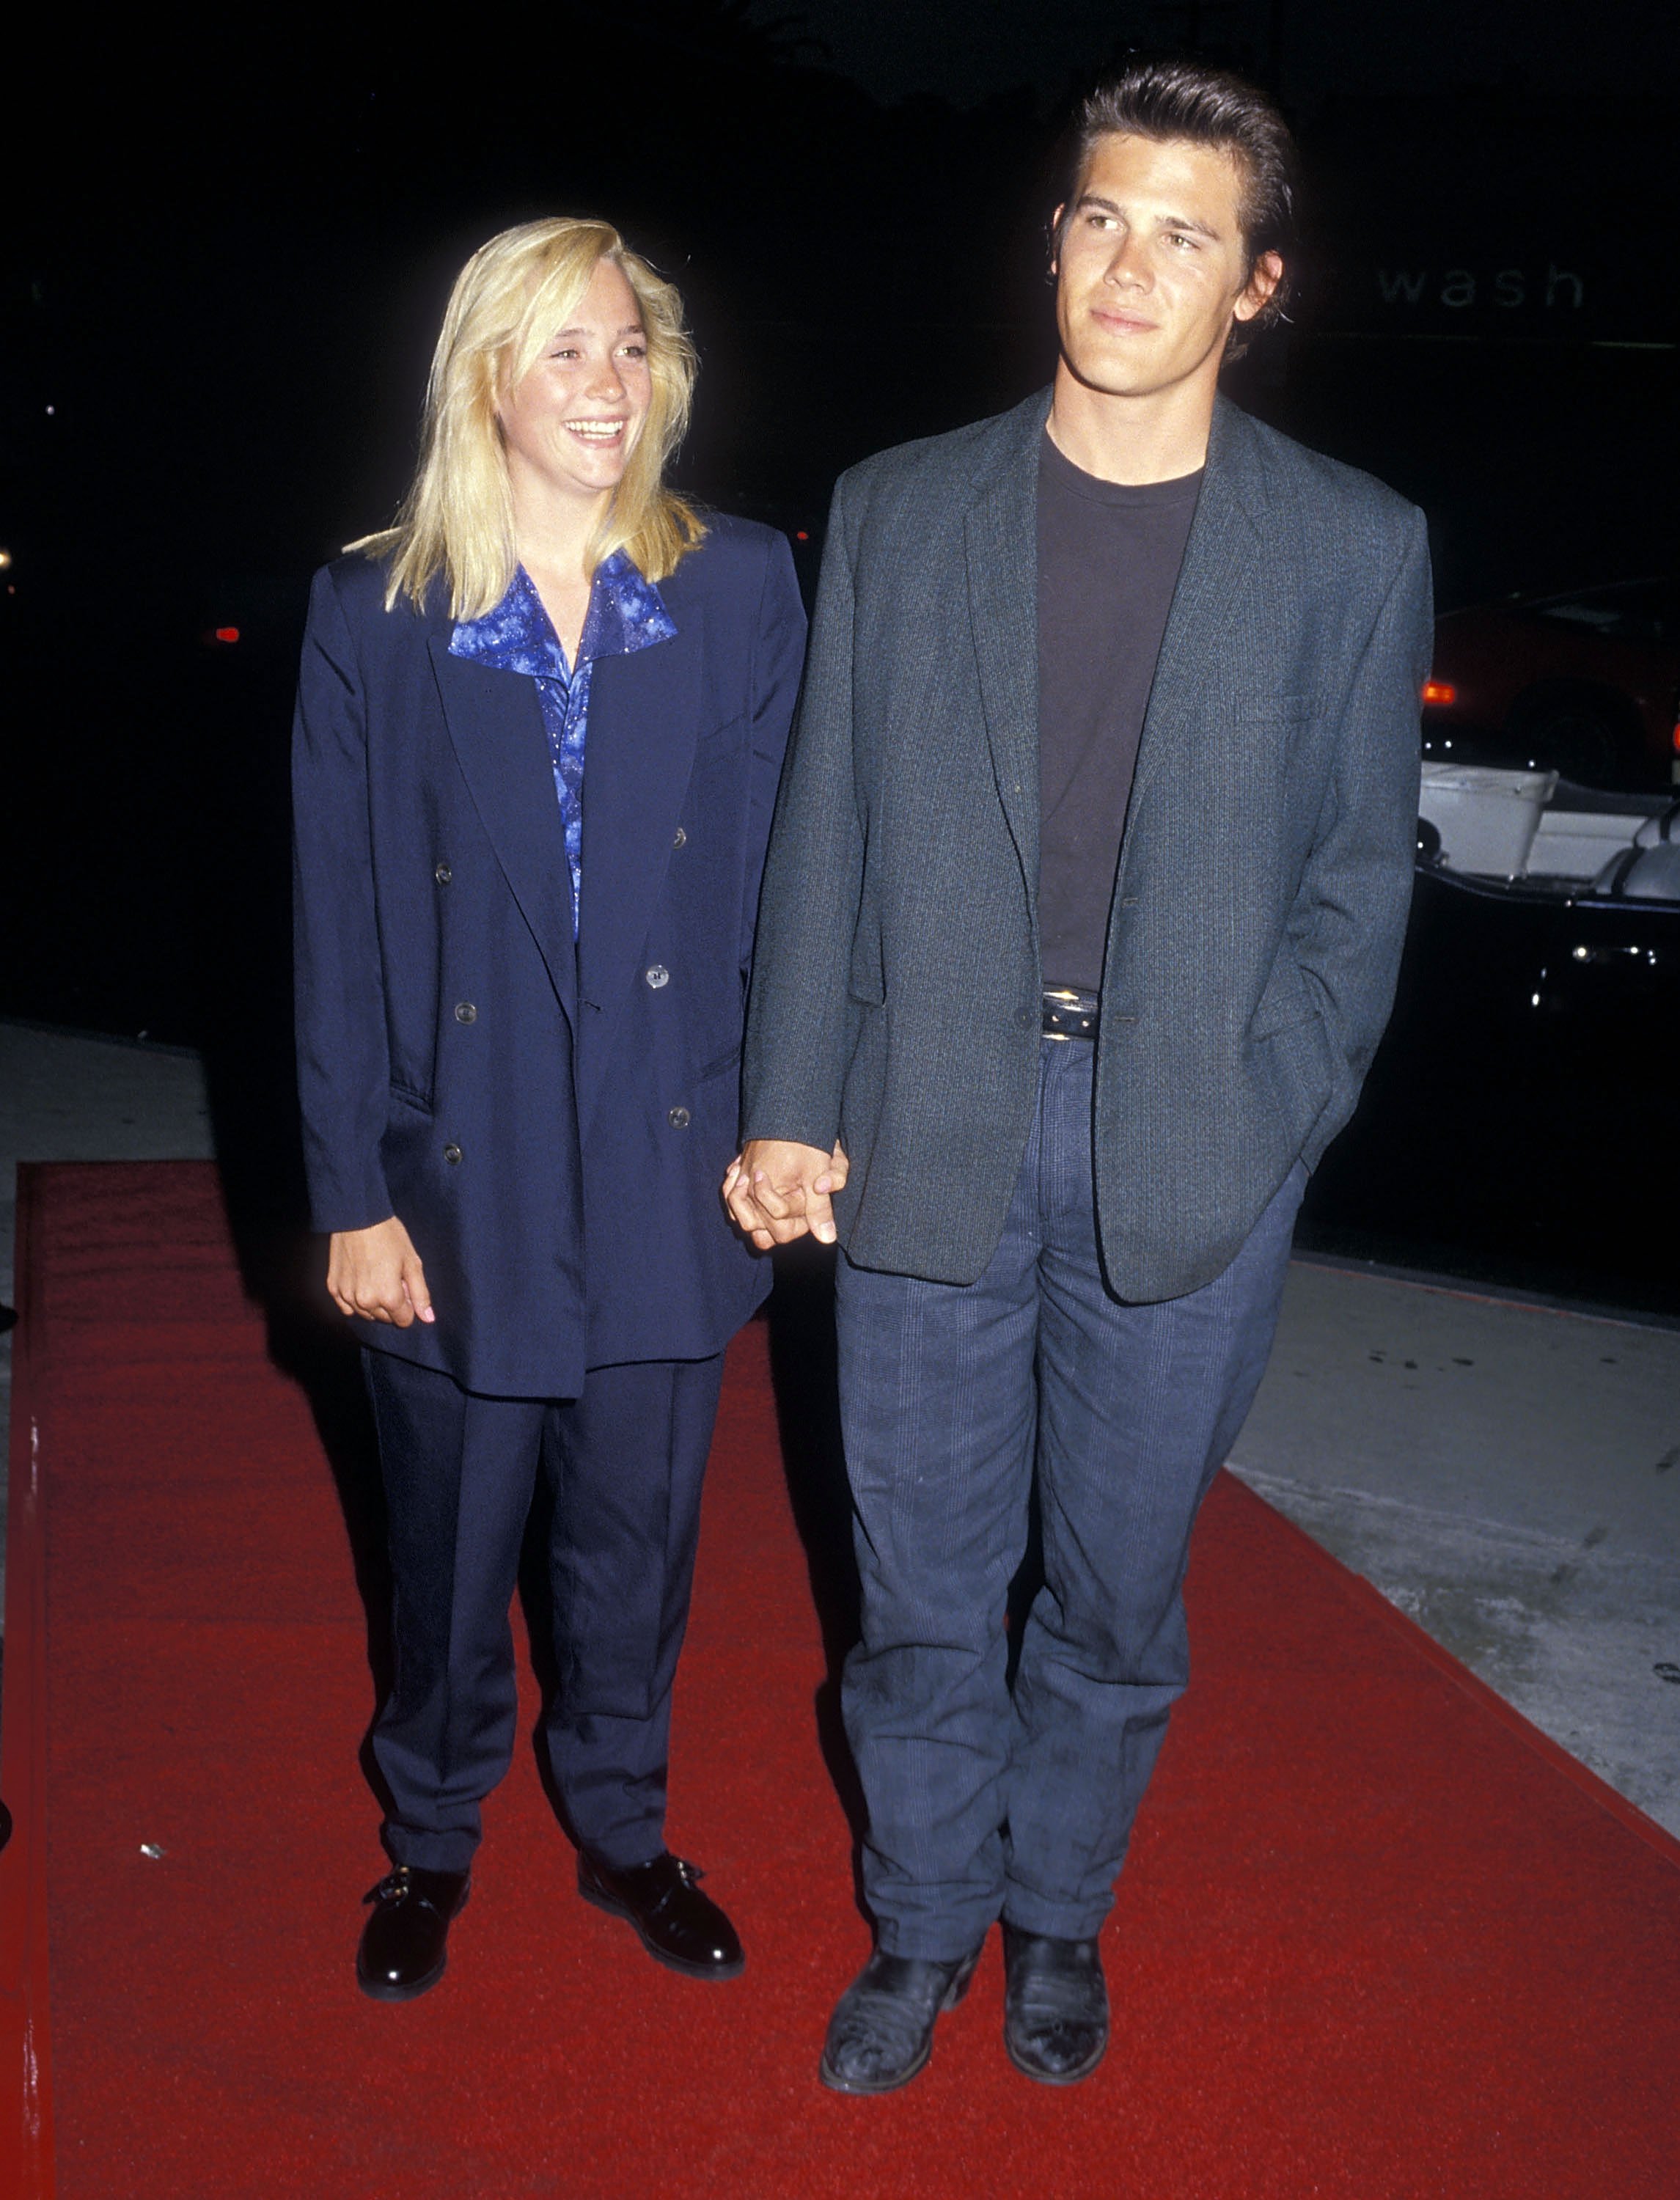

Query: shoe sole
left=577, top=1878, right=746, bottom=1980
left=818, top=1946, right=983, bottom=2095
left=1003, top=2024, right=1109, bottom=2086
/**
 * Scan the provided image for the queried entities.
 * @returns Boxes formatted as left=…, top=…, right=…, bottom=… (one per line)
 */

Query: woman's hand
left=327, top=1217, right=435, bottom=1326
left=722, top=1141, right=849, bottom=1250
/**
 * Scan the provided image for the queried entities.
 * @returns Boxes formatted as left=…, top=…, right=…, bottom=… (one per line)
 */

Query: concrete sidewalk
left=2, top=1016, right=1676, bottom=1833
left=1230, top=1259, right=1680, bottom=1832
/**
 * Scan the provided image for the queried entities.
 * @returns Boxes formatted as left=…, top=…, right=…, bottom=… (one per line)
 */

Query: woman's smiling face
left=497, top=256, right=653, bottom=511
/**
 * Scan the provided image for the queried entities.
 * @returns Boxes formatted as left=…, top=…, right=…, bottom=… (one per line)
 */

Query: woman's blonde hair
left=353, top=217, right=705, bottom=617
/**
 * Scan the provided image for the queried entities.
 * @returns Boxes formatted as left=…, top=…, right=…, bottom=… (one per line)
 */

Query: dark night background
left=3, top=0, right=1677, bottom=1308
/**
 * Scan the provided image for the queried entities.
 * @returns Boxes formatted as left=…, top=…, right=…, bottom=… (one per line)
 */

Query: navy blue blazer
left=293, top=515, right=806, bottom=1396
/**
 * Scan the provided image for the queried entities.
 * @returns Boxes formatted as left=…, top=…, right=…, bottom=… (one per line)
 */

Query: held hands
left=326, top=1217, right=435, bottom=1327
left=722, top=1140, right=850, bottom=1250
left=328, top=1144, right=839, bottom=1323
left=329, top=1144, right=843, bottom=1316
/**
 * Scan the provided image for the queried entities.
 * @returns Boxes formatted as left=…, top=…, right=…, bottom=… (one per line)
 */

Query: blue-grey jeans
left=835, top=1035, right=1305, bottom=1957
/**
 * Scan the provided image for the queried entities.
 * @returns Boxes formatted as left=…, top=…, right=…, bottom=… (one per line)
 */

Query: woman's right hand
left=327, top=1217, right=435, bottom=1326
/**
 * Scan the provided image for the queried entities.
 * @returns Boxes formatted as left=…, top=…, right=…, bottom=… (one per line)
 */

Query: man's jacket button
left=645, top=964, right=670, bottom=989
left=435, top=862, right=452, bottom=884
left=672, top=826, right=687, bottom=848
left=454, top=1002, right=477, bottom=1024
left=444, top=1143, right=463, bottom=1165
left=667, top=1107, right=691, bottom=1130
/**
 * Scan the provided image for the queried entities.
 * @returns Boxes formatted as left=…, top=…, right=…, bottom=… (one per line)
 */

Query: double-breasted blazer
left=742, top=390, right=1434, bottom=1301
left=293, top=515, right=805, bottom=1396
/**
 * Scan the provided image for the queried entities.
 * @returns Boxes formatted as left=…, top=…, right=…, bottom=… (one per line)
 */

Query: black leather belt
left=1041, top=986, right=1099, bottom=1040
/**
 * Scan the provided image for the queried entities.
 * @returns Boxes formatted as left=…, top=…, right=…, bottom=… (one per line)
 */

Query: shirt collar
left=582, top=548, right=678, bottom=664
left=448, top=551, right=675, bottom=679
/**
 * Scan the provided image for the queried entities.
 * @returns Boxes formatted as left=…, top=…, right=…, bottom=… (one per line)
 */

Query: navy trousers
left=835, top=1037, right=1305, bottom=1959
left=362, top=1349, right=725, bottom=1876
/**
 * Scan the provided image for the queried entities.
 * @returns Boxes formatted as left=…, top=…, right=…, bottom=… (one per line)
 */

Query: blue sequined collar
left=448, top=551, right=676, bottom=678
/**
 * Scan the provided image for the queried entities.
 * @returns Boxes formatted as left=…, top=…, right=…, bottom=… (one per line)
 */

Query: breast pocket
left=1228, top=692, right=1323, bottom=735
left=1273, top=693, right=1322, bottom=723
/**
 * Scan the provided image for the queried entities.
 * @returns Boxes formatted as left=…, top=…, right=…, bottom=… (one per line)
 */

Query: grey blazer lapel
left=1127, top=397, right=1265, bottom=818
left=428, top=637, right=579, bottom=1029
left=964, top=392, right=1050, bottom=897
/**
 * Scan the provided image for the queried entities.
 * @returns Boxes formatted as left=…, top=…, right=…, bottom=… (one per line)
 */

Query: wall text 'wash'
left=1376, top=267, right=1585, bottom=309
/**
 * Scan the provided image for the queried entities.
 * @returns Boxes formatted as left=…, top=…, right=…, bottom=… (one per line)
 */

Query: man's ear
left=1048, top=202, right=1065, bottom=280
left=1233, top=250, right=1284, bottom=324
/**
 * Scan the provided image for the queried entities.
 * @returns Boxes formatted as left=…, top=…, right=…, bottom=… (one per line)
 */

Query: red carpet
left=3, top=1161, right=1676, bottom=2197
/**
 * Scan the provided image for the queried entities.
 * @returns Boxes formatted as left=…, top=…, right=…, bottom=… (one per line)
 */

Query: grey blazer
left=743, top=389, right=1434, bottom=1300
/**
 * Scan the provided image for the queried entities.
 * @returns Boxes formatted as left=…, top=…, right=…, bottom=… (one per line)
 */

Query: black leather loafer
left=820, top=1943, right=984, bottom=2094
left=356, top=1865, right=469, bottom=2001
left=577, top=1849, right=744, bottom=1979
left=1001, top=1924, right=1109, bottom=2084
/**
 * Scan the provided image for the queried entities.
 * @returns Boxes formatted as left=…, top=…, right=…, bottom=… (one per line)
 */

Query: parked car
left=1422, top=576, right=1680, bottom=791
left=1299, top=771, right=1680, bottom=1318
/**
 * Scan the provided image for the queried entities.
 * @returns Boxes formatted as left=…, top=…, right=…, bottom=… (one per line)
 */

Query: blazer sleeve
left=1294, top=502, right=1434, bottom=1163
left=291, top=565, right=395, bottom=1234
left=741, top=477, right=865, bottom=1154
left=740, top=529, right=809, bottom=976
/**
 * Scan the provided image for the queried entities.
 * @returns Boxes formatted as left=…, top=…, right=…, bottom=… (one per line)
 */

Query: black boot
left=820, top=1943, right=984, bottom=2094
left=1001, top=1924, right=1109, bottom=2083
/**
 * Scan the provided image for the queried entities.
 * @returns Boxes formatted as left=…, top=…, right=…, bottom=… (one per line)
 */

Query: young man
left=727, top=59, right=1431, bottom=2091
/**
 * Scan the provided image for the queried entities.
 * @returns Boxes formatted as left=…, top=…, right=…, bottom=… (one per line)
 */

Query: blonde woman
left=293, top=219, right=805, bottom=2000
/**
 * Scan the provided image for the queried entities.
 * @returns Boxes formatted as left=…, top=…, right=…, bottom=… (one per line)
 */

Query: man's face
left=1053, top=132, right=1280, bottom=403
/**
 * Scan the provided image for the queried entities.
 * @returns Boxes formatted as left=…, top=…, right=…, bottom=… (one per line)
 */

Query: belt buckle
left=1042, top=986, right=1093, bottom=1041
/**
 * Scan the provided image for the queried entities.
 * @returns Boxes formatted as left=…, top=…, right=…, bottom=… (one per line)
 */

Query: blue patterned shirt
left=448, top=551, right=677, bottom=929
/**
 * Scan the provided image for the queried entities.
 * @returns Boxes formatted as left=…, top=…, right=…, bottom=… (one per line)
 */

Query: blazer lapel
left=428, top=637, right=579, bottom=1028
left=965, top=395, right=1049, bottom=900
left=573, top=613, right=703, bottom=1131
left=1126, top=397, right=1264, bottom=821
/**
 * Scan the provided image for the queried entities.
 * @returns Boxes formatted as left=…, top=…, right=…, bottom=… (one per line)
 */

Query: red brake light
left=1422, top=679, right=1456, bottom=707
left=213, top=626, right=241, bottom=644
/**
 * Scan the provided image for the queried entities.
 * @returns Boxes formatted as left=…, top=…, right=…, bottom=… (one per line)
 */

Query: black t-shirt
left=1036, top=430, right=1202, bottom=993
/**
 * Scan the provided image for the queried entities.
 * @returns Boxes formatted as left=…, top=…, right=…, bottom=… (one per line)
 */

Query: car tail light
left=1422, top=679, right=1457, bottom=707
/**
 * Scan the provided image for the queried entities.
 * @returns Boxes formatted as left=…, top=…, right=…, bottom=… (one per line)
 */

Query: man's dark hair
left=1057, top=56, right=1300, bottom=357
